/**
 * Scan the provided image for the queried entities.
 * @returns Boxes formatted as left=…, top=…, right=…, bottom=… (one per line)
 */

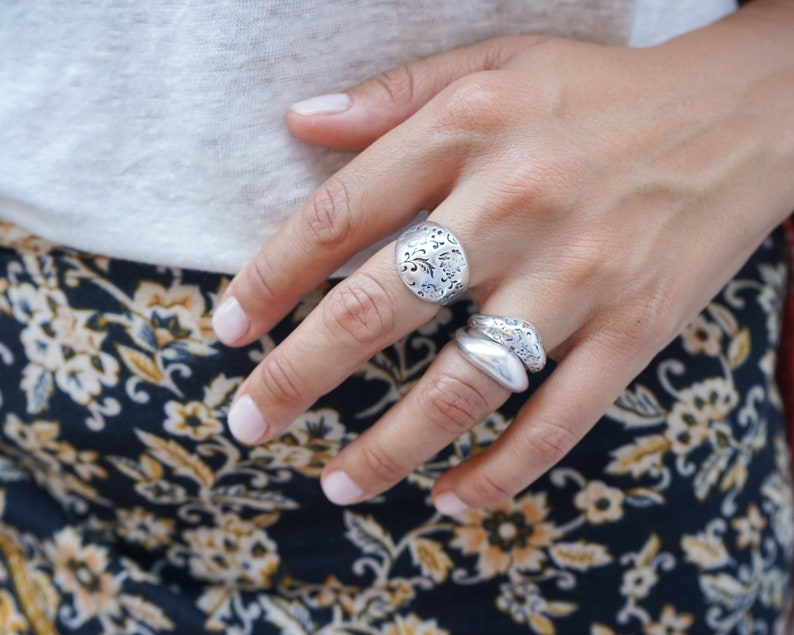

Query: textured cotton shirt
left=0, top=0, right=736, bottom=274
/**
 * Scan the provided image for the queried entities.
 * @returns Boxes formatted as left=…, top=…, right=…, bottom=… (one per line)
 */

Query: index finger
left=211, top=124, right=459, bottom=347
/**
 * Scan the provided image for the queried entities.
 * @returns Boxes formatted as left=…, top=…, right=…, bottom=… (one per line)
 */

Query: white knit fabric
left=0, top=0, right=736, bottom=274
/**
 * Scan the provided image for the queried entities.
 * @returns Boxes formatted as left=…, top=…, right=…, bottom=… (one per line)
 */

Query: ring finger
left=317, top=290, right=567, bottom=508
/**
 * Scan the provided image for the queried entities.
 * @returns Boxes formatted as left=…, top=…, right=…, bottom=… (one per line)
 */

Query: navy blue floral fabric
left=0, top=221, right=791, bottom=634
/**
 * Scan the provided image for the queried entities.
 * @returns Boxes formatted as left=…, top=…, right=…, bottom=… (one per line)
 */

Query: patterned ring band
left=454, top=328, right=529, bottom=393
left=468, top=314, right=547, bottom=373
left=395, top=221, right=469, bottom=305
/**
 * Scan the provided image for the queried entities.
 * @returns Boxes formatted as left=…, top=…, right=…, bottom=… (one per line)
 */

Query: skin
left=215, top=0, right=794, bottom=514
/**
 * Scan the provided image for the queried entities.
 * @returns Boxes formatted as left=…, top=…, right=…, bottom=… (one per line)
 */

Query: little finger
left=431, top=329, right=657, bottom=513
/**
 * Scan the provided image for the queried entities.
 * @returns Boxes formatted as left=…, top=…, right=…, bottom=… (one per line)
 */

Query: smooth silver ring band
left=468, top=314, right=546, bottom=373
left=454, top=328, right=528, bottom=392
left=395, top=221, right=469, bottom=305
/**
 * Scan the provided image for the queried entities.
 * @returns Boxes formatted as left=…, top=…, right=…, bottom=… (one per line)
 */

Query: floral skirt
left=0, top=220, right=792, bottom=635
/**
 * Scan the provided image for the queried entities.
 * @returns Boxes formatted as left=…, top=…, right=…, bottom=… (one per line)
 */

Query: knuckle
left=360, top=442, right=406, bottom=483
left=322, top=274, right=396, bottom=346
left=430, top=73, right=510, bottom=136
left=419, top=374, right=489, bottom=437
left=244, top=252, right=281, bottom=304
left=520, top=417, right=578, bottom=467
left=484, top=151, right=587, bottom=223
left=258, top=353, right=305, bottom=406
left=606, top=285, right=681, bottom=356
left=372, top=63, right=416, bottom=109
left=301, top=178, right=355, bottom=249
left=467, top=467, right=514, bottom=504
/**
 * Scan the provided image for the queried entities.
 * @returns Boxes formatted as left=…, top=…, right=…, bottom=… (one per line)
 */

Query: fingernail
left=228, top=394, right=269, bottom=445
left=290, top=93, right=351, bottom=116
left=434, top=492, right=469, bottom=516
left=213, top=297, right=250, bottom=344
left=322, top=470, right=364, bottom=506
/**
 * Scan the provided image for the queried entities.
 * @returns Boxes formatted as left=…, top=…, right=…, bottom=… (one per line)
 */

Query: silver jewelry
left=468, top=314, right=546, bottom=373
left=454, top=328, right=528, bottom=392
left=395, top=221, right=469, bottom=305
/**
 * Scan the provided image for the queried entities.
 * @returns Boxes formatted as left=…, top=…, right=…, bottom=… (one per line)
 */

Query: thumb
left=286, top=35, right=544, bottom=151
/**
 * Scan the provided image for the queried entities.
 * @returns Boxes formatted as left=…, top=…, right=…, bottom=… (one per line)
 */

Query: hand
left=212, top=6, right=794, bottom=513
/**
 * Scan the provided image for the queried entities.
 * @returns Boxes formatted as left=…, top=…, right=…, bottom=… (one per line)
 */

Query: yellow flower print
left=0, top=590, right=28, bottom=635
left=383, top=579, right=417, bottom=610
left=379, top=613, right=452, bottom=635
left=682, top=315, right=723, bottom=356
left=450, top=492, right=561, bottom=578
left=260, top=409, right=351, bottom=477
left=573, top=481, right=625, bottom=525
left=338, top=579, right=417, bottom=622
left=20, top=288, right=102, bottom=358
left=131, top=281, right=215, bottom=353
left=757, top=262, right=786, bottom=340
left=620, top=566, right=658, bottom=600
left=619, top=533, right=667, bottom=602
left=116, top=507, right=176, bottom=551
left=313, top=575, right=362, bottom=615
left=681, top=526, right=731, bottom=570
left=52, top=444, right=107, bottom=482
left=45, top=527, right=121, bottom=627
left=130, top=454, right=188, bottom=505
left=0, top=276, right=10, bottom=316
left=731, top=504, right=766, bottom=550
left=496, top=581, right=576, bottom=634
left=408, top=537, right=454, bottom=583
left=7, top=281, right=51, bottom=324
left=548, top=541, right=612, bottom=572
left=643, top=604, right=694, bottom=635
left=178, top=515, right=280, bottom=589
left=3, top=417, right=60, bottom=458
left=163, top=400, right=223, bottom=441
left=12, top=283, right=119, bottom=410
left=664, top=377, right=738, bottom=456
left=2, top=416, right=109, bottom=508
left=681, top=377, right=738, bottom=423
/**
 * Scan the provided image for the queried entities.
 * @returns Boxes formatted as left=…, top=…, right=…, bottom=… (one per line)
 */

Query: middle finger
left=227, top=245, right=438, bottom=445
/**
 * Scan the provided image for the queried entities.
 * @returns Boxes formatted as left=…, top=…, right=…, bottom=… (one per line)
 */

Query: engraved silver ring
left=395, top=221, right=469, bottom=305
left=468, top=314, right=547, bottom=374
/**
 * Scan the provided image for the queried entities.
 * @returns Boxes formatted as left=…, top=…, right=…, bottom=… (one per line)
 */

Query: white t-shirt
left=0, top=0, right=735, bottom=274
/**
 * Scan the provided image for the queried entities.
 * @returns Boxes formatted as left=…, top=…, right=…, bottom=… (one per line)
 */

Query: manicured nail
left=290, top=93, right=351, bottom=116
left=212, top=297, right=250, bottom=344
left=322, top=471, right=364, bottom=506
left=434, top=492, right=469, bottom=516
left=228, top=394, right=269, bottom=445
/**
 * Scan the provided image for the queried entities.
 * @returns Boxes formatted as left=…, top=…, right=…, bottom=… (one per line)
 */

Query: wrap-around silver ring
left=454, top=328, right=528, bottom=392
left=468, top=314, right=547, bottom=374
left=395, top=221, right=469, bottom=305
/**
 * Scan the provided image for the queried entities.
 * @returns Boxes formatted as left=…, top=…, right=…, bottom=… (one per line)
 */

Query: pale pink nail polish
left=434, top=492, right=469, bottom=516
left=212, top=297, right=250, bottom=344
left=228, top=394, right=269, bottom=445
left=322, top=471, right=364, bottom=506
left=290, top=93, right=351, bottom=116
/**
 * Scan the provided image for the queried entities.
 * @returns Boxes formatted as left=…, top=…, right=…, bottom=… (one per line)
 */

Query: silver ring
left=395, top=221, right=469, bottom=305
left=454, top=328, right=528, bottom=392
left=468, top=314, right=546, bottom=373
